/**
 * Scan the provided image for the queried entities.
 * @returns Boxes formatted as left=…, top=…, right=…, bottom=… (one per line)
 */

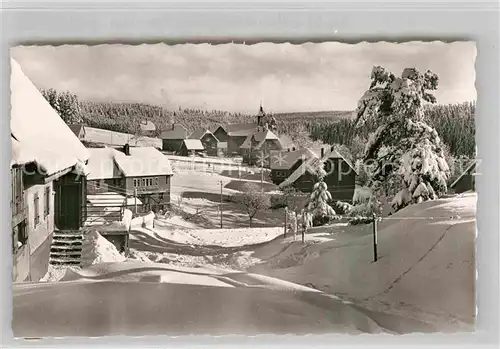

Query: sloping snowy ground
left=247, top=193, right=477, bottom=331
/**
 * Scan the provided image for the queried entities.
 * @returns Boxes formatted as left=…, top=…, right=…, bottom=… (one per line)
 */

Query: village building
left=240, top=127, right=283, bottom=166
left=139, top=120, right=157, bottom=137
left=86, top=145, right=174, bottom=213
left=179, top=139, right=205, bottom=157
left=68, top=124, right=87, bottom=140
left=189, top=129, right=219, bottom=156
left=217, top=142, right=228, bottom=157
left=161, top=123, right=188, bottom=153
left=270, top=146, right=357, bottom=202
left=212, top=123, right=257, bottom=156
left=11, top=58, right=90, bottom=282
left=449, top=160, right=477, bottom=194
left=213, top=105, right=281, bottom=159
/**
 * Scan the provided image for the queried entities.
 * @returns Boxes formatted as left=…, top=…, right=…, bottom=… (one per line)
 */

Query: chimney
left=123, top=143, right=131, bottom=156
left=321, top=148, right=324, bottom=158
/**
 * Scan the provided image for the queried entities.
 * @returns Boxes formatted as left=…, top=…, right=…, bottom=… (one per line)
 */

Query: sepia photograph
left=10, top=41, right=477, bottom=337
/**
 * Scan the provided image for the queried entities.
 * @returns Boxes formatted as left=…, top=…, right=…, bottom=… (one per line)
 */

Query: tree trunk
left=249, top=216, right=252, bottom=227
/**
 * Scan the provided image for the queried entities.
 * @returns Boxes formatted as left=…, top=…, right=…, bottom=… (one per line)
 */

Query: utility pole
left=219, top=181, right=223, bottom=229
left=372, top=213, right=378, bottom=262
left=260, top=150, right=264, bottom=192
left=134, top=188, right=138, bottom=214
left=284, top=207, right=288, bottom=238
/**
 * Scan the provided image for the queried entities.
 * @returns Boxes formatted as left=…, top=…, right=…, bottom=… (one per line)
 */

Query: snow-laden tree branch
left=355, top=66, right=449, bottom=211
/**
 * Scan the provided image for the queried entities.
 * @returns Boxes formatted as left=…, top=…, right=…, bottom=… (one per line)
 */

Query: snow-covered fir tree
left=307, top=161, right=336, bottom=218
left=355, top=66, right=450, bottom=211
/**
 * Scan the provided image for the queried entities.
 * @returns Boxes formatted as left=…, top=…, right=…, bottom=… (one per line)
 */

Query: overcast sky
left=11, top=41, right=476, bottom=113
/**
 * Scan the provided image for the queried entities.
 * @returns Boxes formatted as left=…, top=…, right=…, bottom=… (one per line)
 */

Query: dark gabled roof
left=270, top=146, right=357, bottom=174
left=160, top=124, right=188, bottom=140
left=189, top=129, right=218, bottom=141
left=450, top=160, right=477, bottom=188
left=270, top=148, right=317, bottom=170
left=68, top=124, right=85, bottom=136
left=215, top=123, right=258, bottom=137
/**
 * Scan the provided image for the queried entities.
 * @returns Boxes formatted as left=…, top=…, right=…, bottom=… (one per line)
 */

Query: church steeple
left=257, top=102, right=266, bottom=126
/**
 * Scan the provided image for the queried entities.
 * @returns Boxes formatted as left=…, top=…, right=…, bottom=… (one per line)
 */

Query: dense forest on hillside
left=40, top=88, right=475, bottom=163
left=76, top=100, right=353, bottom=137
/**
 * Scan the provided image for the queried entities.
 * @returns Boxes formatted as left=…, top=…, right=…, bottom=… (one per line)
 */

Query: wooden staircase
left=49, top=230, right=84, bottom=266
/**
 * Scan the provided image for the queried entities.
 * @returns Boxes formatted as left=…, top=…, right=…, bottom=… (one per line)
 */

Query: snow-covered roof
left=240, top=129, right=281, bottom=149
left=11, top=136, right=35, bottom=167
left=10, top=58, right=89, bottom=176
left=222, top=123, right=258, bottom=137
left=182, top=139, right=205, bottom=151
left=140, top=120, right=156, bottom=132
left=87, top=146, right=173, bottom=180
left=114, top=147, right=174, bottom=177
left=87, top=148, right=123, bottom=180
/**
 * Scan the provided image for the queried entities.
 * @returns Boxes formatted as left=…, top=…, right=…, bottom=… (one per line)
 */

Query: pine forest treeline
left=40, top=88, right=475, bottom=159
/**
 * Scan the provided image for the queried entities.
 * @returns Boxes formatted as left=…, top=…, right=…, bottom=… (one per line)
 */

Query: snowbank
left=81, top=230, right=126, bottom=267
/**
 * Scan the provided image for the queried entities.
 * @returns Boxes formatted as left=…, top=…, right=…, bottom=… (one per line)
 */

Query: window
left=141, top=179, right=146, bottom=186
left=155, top=177, right=159, bottom=186
left=44, top=186, right=50, bottom=217
left=33, top=193, right=40, bottom=227
left=12, top=221, right=27, bottom=252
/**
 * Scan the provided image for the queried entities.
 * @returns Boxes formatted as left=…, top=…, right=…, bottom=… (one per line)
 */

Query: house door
left=54, top=180, right=82, bottom=230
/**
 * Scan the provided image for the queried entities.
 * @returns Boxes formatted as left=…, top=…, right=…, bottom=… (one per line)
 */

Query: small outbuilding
left=179, top=139, right=205, bottom=157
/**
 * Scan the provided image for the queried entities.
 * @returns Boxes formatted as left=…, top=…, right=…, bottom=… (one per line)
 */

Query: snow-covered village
left=10, top=42, right=477, bottom=336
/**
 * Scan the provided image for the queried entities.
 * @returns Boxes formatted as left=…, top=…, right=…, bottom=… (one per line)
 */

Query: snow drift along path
left=132, top=226, right=284, bottom=248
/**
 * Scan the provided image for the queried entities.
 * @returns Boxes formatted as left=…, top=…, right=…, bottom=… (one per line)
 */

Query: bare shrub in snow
left=233, top=183, right=271, bottom=227
left=355, top=66, right=450, bottom=211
